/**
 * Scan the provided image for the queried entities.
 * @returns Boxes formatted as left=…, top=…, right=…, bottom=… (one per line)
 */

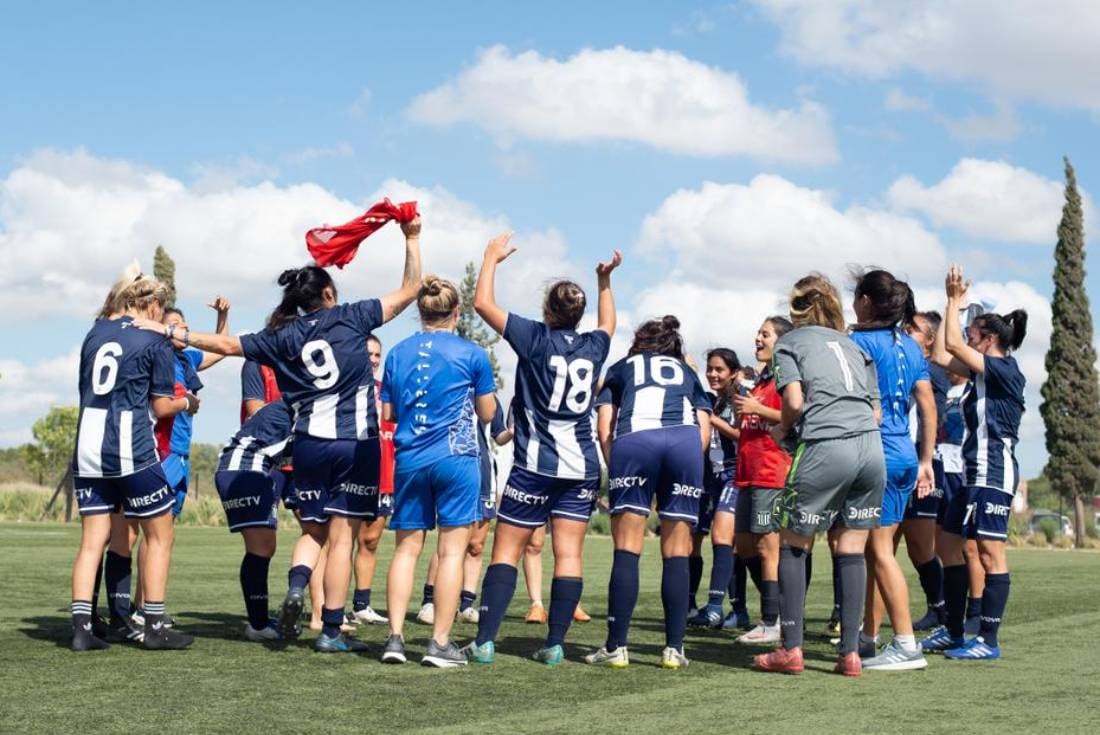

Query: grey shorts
left=734, top=486, right=783, bottom=534
left=774, top=432, right=885, bottom=537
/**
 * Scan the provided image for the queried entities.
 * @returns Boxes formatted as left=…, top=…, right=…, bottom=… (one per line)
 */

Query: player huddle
left=67, top=217, right=1028, bottom=676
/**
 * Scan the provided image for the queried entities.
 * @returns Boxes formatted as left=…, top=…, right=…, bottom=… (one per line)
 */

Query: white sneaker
left=862, top=640, right=928, bottom=671
left=737, top=622, right=781, bottom=645
left=349, top=606, right=389, bottom=625
left=584, top=646, right=629, bottom=668
left=416, top=602, right=435, bottom=625
left=456, top=607, right=480, bottom=624
left=661, top=646, right=690, bottom=669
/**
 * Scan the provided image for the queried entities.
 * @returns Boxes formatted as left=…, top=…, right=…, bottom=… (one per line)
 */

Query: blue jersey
left=241, top=360, right=266, bottom=403
left=217, top=401, right=292, bottom=474
left=962, top=355, right=1025, bottom=494
left=73, top=317, right=176, bottom=478
left=850, top=328, right=929, bottom=466
left=381, top=331, right=496, bottom=472
left=707, top=394, right=737, bottom=477
left=166, top=348, right=203, bottom=456
left=503, top=313, right=610, bottom=481
left=596, top=353, right=712, bottom=439
left=240, top=299, right=384, bottom=440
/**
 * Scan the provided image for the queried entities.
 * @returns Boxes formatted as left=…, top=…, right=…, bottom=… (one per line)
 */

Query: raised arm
left=937, top=264, right=984, bottom=377
left=198, top=296, right=231, bottom=370
left=133, top=317, right=243, bottom=356
left=473, top=232, right=516, bottom=335
left=379, top=216, right=423, bottom=323
left=595, top=250, right=623, bottom=337
left=913, top=380, right=936, bottom=498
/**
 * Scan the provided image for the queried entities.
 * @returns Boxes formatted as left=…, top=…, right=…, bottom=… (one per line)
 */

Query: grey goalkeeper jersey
left=773, top=326, right=880, bottom=441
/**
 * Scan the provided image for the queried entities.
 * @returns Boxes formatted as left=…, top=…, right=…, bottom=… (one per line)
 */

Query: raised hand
left=485, top=232, right=516, bottom=264
left=946, top=264, right=970, bottom=301
left=596, top=249, right=623, bottom=278
left=401, top=215, right=422, bottom=239
left=208, top=296, right=230, bottom=314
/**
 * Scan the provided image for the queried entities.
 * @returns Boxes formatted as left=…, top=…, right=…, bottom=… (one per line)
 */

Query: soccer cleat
left=834, top=651, right=862, bottom=677
left=688, top=606, right=723, bottom=629
left=661, top=646, right=690, bottom=670
left=737, top=622, right=781, bottom=645
left=143, top=625, right=194, bottom=650
left=416, top=602, right=436, bottom=625
left=132, top=608, right=175, bottom=628
left=584, top=646, right=629, bottom=668
left=525, top=602, right=547, bottom=624
left=91, top=614, right=109, bottom=639
left=107, top=616, right=145, bottom=644
left=244, top=620, right=283, bottom=642
left=913, top=606, right=944, bottom=631
left=861, top=640, right=928, bottom=671
left=456, top=606, right=480, bottom=624
left=944, top=637, right=1001, bottom=661
left=573, top=604, right=591, bottom=623
left=314, top=632, right=369, bottom=653
left=277, top=589, right=305, bottom=640
left=348, top=606, right=389, bottom=625
left=824, top=613, right=841, bottom=637
left=964, top=615, right=981, bottom=636
left=752, top=646, right=804, bottom=675
left=381, top=634, right=407, bottom=664
left=920, top=626, right=965, bottom=653
left=462, top=639, right=496, bottom=664
left=532, top=644, right=564, bottom=667
left=421, top=639, right=468, bottom=668
left=722, top=608, right=752, bottom=630
left=71, top=622, right=110, bottom=652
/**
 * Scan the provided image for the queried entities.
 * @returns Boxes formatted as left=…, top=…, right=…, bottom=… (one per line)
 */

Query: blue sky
left=1, top=1, right=1094, bottom=481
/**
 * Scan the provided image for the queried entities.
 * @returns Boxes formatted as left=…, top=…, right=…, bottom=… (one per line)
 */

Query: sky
left=1, top=0, right=1097, bottom=481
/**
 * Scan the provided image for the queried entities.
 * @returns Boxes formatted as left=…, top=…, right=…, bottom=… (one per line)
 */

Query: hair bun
left=278, top=268, right=301, bottom=288
left=661, top=314, right=681, bottom=330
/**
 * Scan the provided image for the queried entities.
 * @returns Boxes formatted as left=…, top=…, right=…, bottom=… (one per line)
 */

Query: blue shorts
left=392, top=455, right=480, bottom=530
left=270, top=469, right=297, bottom=510
left=937, top=470, right=964, bottom=525
left=609, top=425, right=705, bottom=523
left=292, top=436, right=380, bottom=524
left=943, top=485, right=1012, bottom=540
left=74, top=464, right=174, bottom=519
left=881, top=462, right=918, bottom=526
left=160, top=453, right=190, bottom=517
left=215, top=470, right=279, bottom=532
left=905, top=458, right=945, bottom=521
left=377, top=493, right=393, bottom=518
left=497, top=465, right=599, bottom=528
left=696, top=471, right=737, bottom=534
left=479, top=454, right=498, bottom=521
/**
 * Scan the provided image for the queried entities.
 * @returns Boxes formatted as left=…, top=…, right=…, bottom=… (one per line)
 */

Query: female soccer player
left=752, top=274, right=883, bottom=677
left=135, top=216, right=422, bottom=653
left=688, top=348, right=745, bottom=629
left=71, top=274, right=193, bottom=651
left=461, top=235, right=620, bottom=667
left=921, top=265, right=1027, bottom=660
left=379, top=276, right=498, bottom=667
left=848, top=269, right=933, bottom=671
left=214, top=400, right=292, bottom=640
left=733, top=316, right=793, bottom=645
left=588, top=316, right=712, bottom=670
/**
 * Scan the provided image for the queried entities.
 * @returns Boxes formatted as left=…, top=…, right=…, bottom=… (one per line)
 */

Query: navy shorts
left=609, top=425, right=705, bottom=523
left=377, top=493, right=393, bottom=518
left=74, top=463, right=174, bottom=519
left=937, top=470, right=964, bottom=525
left=292, top=436, right=380, bottom=524
left=392, top=455, right=480, bottom=530
left=942, top=485, right=1012, bottom=541
left=215, top=470, right=279, bottom=532
left=270, top=469, right=297, bottom=510
left=882, top=462, right=918, bottom=527
left=479, top=454, right=498, bottom=521
left=905, top=458, right=944, bottom=521
left=696, top=471, right=737, bottom=534
left=497, top=465, right=599, bottom=528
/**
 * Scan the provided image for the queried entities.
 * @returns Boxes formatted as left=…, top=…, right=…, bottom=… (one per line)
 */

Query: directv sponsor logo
left=577, top=488, right=597, bottom=502
left=297, top=489, right=322, bottom=502
left=503, top=484, right=548, bottom=505
left=984, top=502, right=1010, bottom=517
left=341, top=482, right=378, bottom=497
left=848, top=506, right=880, bottom=520
left=609, top=477, right=647, bottom=489
left=131, top=485, right=170, bottom=507
left=671, top=483, right=703, bottom=498
left=222, top=495, right=263, bottom=511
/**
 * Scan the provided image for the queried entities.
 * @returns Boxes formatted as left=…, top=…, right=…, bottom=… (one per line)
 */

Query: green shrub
left=589, top=513, right=611, bottom=535
left=1038, top=517, right=1060, bottom=543
left=0, top=490, right=64, bottom=522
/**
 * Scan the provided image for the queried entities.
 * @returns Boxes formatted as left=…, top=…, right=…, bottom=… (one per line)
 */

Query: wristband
left=166, top=324, right=176, bottom=340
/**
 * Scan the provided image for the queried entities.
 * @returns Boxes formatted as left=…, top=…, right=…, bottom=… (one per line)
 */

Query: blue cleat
left=920, top=625, right=965, bottom=653
left=313, top=632, right=369, bottom=653
left=945, top=637, right=1001, bottom=660
left=688, top=606, right=723, bottom=629
left=461, top=640, right=495, bottom=664
left=532, top=644, right=564, bottom=666
left=722, top=608, right=752, bottom=631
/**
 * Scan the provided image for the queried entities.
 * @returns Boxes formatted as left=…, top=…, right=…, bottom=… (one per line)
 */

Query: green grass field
left=1, top=522, right=1097, bottom=734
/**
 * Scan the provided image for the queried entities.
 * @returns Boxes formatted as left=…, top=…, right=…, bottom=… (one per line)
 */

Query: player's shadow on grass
left=18, top=614, right=73, bottom=648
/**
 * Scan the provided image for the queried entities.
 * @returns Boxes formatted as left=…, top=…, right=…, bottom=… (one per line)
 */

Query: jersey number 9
left=302, top=340, right=340, bottom=390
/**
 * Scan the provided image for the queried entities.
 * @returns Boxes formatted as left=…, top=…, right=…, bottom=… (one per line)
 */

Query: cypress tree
left=153, top=244, right=177, bottom=308
left=456, top=261, right=503, bottom=389
left=1039, top=157, right=1100, bottom=546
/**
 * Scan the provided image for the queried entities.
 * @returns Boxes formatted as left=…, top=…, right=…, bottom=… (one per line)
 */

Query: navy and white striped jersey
left=73, top=317, right=176, bottom=479
left=962, top=355, right=1026, bottom=494
left=240, top=299, right=384, bottom=441
left=596, top=353, right=712, bottom=439
left=503, top=313, right=611, bottom=481
left=707, top=394, right=737, bottom=477
left=217, top=401, right=292, bottom=475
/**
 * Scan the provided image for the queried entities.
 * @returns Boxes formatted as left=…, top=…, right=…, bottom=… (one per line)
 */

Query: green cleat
left=461, top=640, right=495, bottom=664
left=532, top=644, right=564, bottom=666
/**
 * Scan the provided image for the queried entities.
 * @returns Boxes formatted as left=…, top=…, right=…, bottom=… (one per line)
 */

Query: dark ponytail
left=629, top=315, right=685, bottom=359
left=267, top=266, right=336, bottom=330
left=973, top=310, right=1028, bottom=352
left=851, top=267, right=915, bottom=329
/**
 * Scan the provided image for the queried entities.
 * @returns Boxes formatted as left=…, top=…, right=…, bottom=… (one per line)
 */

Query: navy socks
left=979, top=573, right=1010, bottom=646
left=240, top=552, right=271, bottom=630
left=688, top=554, right=703, bottom=610
left=353, top=588, right=372, bottom=612
left=546, top=576, right=583, bottom=648
left=476, top=563, right=517, bottom=646
left=288, top=564, right=311, bottom=595
left=943, top=563, right=969, bottom=638
left=916, top=558, right=945, bottom=615
left=662, top=556, right=690, bottom=650
left=104, top=550, right=132, bottom=622
left=835, top=553, right=866, bottom=655
left=707, top=544, right=733, bottom=609
left=606, top=550, right=640, bottom=651
left=460, top=590, right=477, bottom=612
left=777, top=546, right=807, bottom=649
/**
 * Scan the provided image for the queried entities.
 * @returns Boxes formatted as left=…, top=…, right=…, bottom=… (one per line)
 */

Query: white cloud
left=884, top=88, right=931, bottom=112
left=286, top=143, right=355, bottom=165
left=752, top=0, right=1100, bottom=110
left=938, top=100, right=1021, bottom=143
left=407, top=45, right=837, bottom=164
left=888, top=158, right=1090, bottom=244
